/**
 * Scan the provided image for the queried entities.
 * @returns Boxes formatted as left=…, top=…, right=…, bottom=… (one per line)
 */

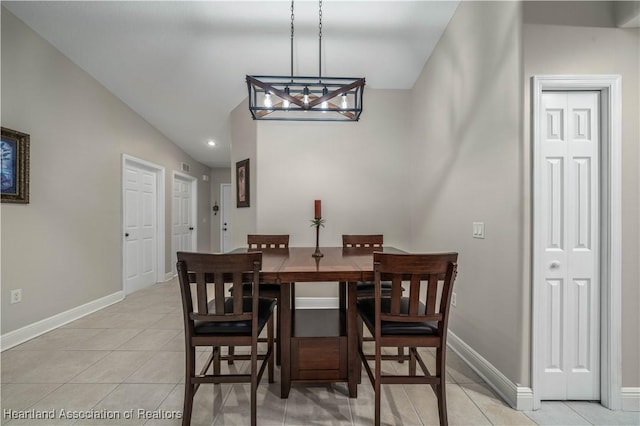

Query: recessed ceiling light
left=207, top=140, right=216, bottom=147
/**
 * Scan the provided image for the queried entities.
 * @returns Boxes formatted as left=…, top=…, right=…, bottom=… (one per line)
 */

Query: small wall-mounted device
left=213, top=202, right=219, bottom=215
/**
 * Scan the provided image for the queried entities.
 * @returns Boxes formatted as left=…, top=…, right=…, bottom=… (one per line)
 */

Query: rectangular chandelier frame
left=246, top=75, right=365, bottom=121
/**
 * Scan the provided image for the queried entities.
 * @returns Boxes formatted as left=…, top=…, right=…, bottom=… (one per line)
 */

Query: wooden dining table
left=235, top=246, right=405, bottom=399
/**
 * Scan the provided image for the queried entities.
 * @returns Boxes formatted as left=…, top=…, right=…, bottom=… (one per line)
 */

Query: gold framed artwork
left=1, top=127, right=30, bottom=204
left=236, top=158, right=249, bottom=208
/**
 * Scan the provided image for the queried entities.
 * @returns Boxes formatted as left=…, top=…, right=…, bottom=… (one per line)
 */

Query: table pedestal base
left=290, top=309, right=348, bottom=383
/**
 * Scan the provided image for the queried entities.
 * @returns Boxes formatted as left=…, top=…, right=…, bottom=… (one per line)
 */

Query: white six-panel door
left=220, top=183, right=232, bottom=253
left=172, top=173, right=196, bottom=273
left=124, top=163, right=158, bottom=294
left=539, top=91, right=600, bottom=400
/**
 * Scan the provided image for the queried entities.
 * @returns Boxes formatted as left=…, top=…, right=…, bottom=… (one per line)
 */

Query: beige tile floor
left=2, top=280, right=638, bottom=426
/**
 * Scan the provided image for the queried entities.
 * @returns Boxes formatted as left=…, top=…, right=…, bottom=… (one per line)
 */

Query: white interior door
left=220, top=183, right=232, bottom=252
left=538, top=91, right=600, bottom=400
left=172, top=173, right=197, bottom=273
left=124, top=162, right=158, bottom=294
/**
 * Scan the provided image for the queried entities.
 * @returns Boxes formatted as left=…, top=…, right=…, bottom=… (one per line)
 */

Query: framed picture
left=1, top=127, right=30, bottom=204
left=236, top=158, right=250, bottom=208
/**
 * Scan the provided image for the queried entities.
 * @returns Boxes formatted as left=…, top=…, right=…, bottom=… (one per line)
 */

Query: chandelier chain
left=245, top=0, right=364, bottom=121
left=290, top=0, right=295, bottom=79
left=318, top=0, right=323, bottom=79
left=319, top=0, right=323, bottom=39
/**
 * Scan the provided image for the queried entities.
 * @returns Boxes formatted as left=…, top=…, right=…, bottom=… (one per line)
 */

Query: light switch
left=473, top=222, right=485, bottom=239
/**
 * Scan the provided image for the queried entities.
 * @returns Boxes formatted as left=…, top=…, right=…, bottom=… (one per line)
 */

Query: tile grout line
left=563, top=401, right=597, bottom=426
left=212, top=361, right=245, bottom=425
left=390, top=359, right=427, bottom=426
left=143, top=382, right=180, bottom=426
left=422, top=347, right=492, bottom=426
left=458, top=382, right=499, bottom=426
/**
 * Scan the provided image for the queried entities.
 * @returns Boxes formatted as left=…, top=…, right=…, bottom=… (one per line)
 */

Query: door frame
left=122, top=154, right=166, bottom=293
left=172, top=171, right=198, bottom=269
left=531, top=75, right=622, bottom=410
left=220, top=183, right=232, bottom=252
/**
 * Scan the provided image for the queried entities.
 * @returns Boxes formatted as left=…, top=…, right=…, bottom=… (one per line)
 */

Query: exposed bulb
left=303, top=87, right=310, bottom=105
left=263, top=92, right=272, bottom=108
left=320, top=86, right=329, bottom=113
left=283, top=87, right=291, bottom=109
left=341, top=94, right=349, bottom=110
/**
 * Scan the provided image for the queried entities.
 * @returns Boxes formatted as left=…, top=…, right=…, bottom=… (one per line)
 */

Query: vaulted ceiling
left=4, top=1, right=460, bottom=168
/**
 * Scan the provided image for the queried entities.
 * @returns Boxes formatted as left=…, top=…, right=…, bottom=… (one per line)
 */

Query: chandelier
left=247, top=0, right=365, bottom=121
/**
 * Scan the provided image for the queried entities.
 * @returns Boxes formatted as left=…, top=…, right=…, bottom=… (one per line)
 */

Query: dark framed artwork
left=236, top=158, right=250, bottom=208
left=1, top=127, right=30, bottom=204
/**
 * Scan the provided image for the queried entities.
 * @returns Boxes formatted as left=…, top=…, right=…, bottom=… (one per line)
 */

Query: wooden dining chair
left=341, top=234, right=405, bottom=362
left=341, top=234, right=389, bottom=297
left=176, top=251, right=275, bottom=426
left=357, top=252, right=458, bottom=426
left=228, top=234, right=290, bottom=365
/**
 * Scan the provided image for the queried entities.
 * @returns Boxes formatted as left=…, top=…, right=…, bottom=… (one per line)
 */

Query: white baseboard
left=0, top=291, right=125, bottom=352
left=164, top=272, right=176, bottom=281
left=448, top=332, right=638, bottom=412
left=622, top=387, right=640, bottom=411
left=447, top=331, right=533, bottom=411
left=294, top=297, right=339, bottom=309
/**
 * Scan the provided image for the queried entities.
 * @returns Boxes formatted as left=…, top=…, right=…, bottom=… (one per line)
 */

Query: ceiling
left=4, top=1, right=460, bottom=168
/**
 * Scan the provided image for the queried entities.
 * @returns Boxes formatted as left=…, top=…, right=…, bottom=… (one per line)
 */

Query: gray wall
left=229, top=99, right=258, bottom=250
left=255, top=89, right=411, bottom=248
left=229, top=90, right=411, bottom=298
left=226, top=1, right=640, bottom=392
left=1, top=9, right=211, bottom=334
left=523, top=2, right=640, bottom=388
left=407, top=1, right=527, bottom=385
left=406, top=0, right=639, bottom=390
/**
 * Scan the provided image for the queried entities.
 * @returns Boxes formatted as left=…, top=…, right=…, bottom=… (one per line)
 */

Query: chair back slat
left=196, top=272, right=208, bottom=314
left=373, top=252, right=458, bottom=330
left=232, top=271, right=244, bottom=314
left=213, top=271, right=225, bottom=315
left=247, top=234, right=289, bottom=250
left=342, top=234, right=383, bottom=248
left=176, top=251, right=262, bottom=326
left=390, top=276, right=403, bottom=314
left=408, top=275, right=421, bottom=315
left=426, top=273, right=439, bottom=315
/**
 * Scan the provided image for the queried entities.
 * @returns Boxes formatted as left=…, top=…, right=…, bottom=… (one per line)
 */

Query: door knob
left=189, top=227, right=194, bottom=231
left=550, top=261, right=561, bottom=269
left=223, top=228, right=228, bottom=231
left=125, top=233, right=129, bottom=237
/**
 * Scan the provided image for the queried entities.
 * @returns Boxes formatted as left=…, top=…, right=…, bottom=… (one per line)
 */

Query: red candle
left=314, top=200, right=322, bottom=219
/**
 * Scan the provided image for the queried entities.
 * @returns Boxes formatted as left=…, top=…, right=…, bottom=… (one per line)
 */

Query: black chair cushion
left=356, top=281, right=393, bottom=292
left=229, top=282, right=280, bottom=294
left=357, top=297, right=438, bottom=335
left=194, top=297, right=276, bottom=336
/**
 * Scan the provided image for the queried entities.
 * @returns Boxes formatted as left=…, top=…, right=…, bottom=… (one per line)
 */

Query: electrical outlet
left=10, top=289, right=22, bottom=304
left=451, top=292, right=457, bottom=307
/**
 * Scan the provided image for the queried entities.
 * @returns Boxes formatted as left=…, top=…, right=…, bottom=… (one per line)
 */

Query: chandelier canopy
left=247, top=1, right=365, bottom=122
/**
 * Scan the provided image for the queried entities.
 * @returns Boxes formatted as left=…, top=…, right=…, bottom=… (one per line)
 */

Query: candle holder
left=310, top=217, right=325, bottom=258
